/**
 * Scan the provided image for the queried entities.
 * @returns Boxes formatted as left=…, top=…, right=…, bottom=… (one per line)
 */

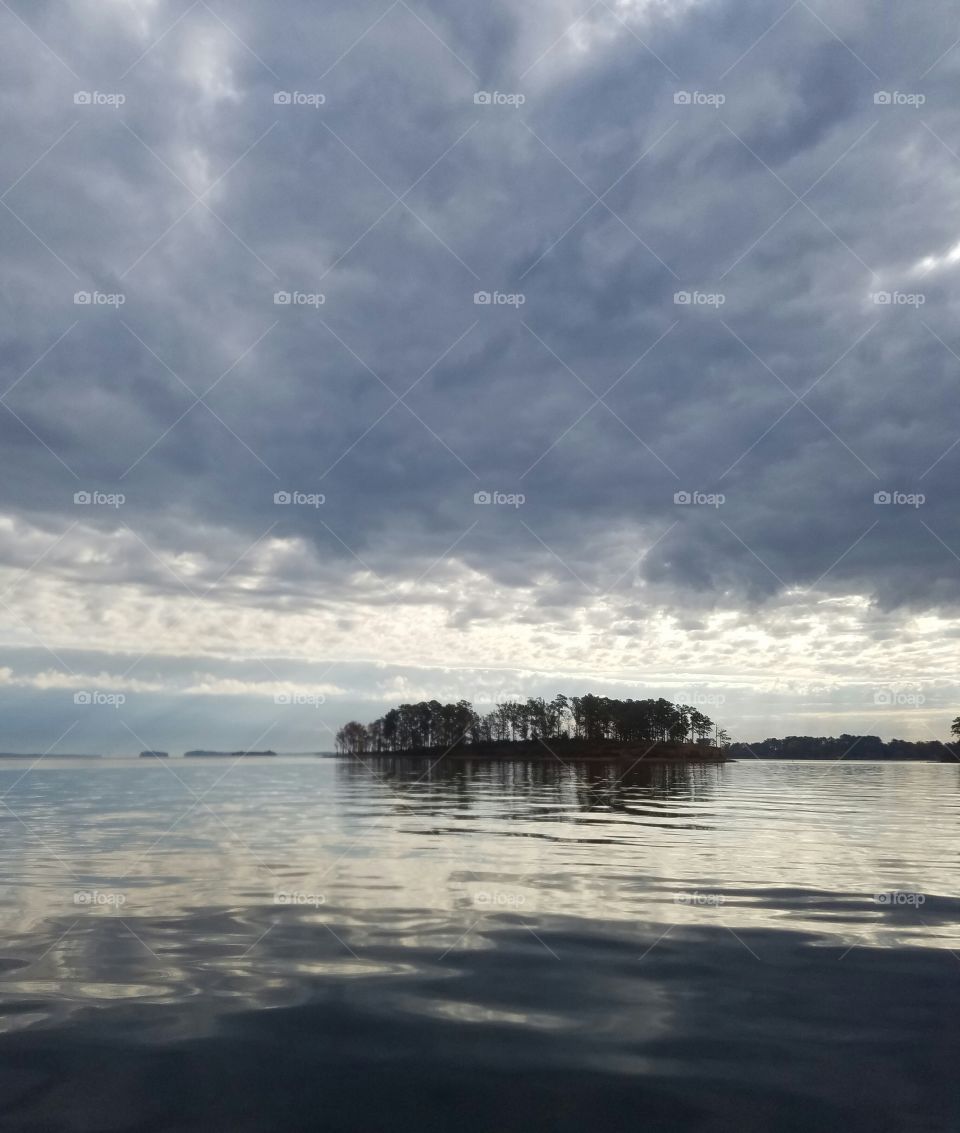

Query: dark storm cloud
left=2, top=0, right=960, bottom=633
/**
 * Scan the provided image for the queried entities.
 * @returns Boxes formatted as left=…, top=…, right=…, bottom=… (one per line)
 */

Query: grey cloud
left=3, top=0, right=960, bottom=744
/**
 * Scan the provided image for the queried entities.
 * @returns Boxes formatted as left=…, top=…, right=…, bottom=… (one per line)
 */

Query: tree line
left=730, top=734, right=956, bottom=761
left=335, top=694, right=728, bottom=755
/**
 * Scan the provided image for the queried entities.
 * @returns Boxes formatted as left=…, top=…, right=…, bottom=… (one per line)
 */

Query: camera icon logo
left=73, top=91, right=92, bottom=105
left=873, top=91, right=892, bottom=105
left=674, top=91, right=692, bottom=104
left=273, top=692, right=292, bottom=705
left=274, top=91, right=292, bottom=104
left=473, top=291, right=491, bottom=305
left=74, top=291, right=92, bottom=305
left=674, top=491, right=691, bottom=504
left=74, top=691, right=92, bottom=705
left=873, top=690, right=893, bottom=705
left=874, top=491, right=891, bottom=504
left=673, top=291, right=691, bottom=304
left=73, top=491, right=91, bottom=504
left=474, top=491, right=492, bottom=505
left=274, top=291, right=292, bottom=305
left=274, top=491, right=292, bottom=504
left=474, top=91, right=492, bottom=105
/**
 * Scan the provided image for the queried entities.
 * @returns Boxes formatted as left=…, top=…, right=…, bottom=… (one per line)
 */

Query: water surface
left=0, top=757, right=957, bottom=1131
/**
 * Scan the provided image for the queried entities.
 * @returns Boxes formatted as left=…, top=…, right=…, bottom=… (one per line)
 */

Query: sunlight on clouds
left=0, top=512, right=953, bottom=705
left=0, top=542, right=956, bottom=705
left=180, top=676, right=346, bottom=698
left=179, top=27, right=240, bottom=104
left=0, top=668, right=164, bottom=693
left=911, top=238, right=960, bottom=277
left=519, top=0, right=705, bottom=81
left=0, top=666, right=345, bottom=700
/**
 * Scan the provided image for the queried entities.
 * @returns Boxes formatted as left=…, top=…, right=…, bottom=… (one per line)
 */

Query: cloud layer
left=2, top=0, right=960, bottom=749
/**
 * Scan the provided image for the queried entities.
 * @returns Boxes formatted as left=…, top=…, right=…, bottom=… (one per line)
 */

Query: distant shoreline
left=183, top=750, right=278, bottom=758
left=0, top=753, right=103, bottom=759
left=343, top=739, right=729, bottom=762
left=0, top=745, right=954, bottom=762
left=730, top=738, right=958, bottom=763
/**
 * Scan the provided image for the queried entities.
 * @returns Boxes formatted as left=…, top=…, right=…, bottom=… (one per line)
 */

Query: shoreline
left=343, top=740, right=729, bottom=763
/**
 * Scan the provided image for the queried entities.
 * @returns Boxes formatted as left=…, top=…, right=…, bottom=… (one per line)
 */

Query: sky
left=1, top=0, right=960, bottom=753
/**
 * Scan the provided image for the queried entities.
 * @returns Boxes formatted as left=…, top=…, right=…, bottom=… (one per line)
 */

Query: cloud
left=2, top=0, right=960, bottom=745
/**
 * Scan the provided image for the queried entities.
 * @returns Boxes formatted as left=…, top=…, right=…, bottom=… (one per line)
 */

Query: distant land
left=184, top=750, right=278, bottom=758
left=731, top=736, right=958, bottom=762
left=0, top=753, right=102, bottom=759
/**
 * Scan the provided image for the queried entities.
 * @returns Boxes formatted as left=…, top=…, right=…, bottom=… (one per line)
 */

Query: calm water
left=0, top=756, right=957, bottom=1131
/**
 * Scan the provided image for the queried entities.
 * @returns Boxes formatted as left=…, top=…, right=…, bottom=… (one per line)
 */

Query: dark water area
left=0, top=757, right=957, bottom=1131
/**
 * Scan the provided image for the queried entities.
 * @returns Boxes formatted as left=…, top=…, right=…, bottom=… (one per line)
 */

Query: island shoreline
left=343, top=739, right=729, bottom=762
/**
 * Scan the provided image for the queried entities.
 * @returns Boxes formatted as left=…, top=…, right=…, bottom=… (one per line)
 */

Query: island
left=335, top=694, right=729, bottom=761
left=184, top=750, right=278, bottom=758
left=139, top=750, right=169, bottom=758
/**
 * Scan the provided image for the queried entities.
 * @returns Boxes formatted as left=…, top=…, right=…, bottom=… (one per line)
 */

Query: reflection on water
left=0, top=757, right=957, bottom=1131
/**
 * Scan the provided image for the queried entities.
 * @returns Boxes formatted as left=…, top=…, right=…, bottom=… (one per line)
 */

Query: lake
left=0, top=756, right=957, bottom=1131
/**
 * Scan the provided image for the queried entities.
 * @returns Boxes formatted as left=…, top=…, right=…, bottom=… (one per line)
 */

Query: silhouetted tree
left=335, top=721, right=369, bottom=754
left=338, top=693, right=725, bottom=755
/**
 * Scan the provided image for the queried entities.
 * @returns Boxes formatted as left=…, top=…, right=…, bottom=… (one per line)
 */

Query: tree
left=526, top=697, right=548, bottom=739
left=550, top=694, right=569, bottom=739
left=335, top=721, right=369, bottom=754
left=569, top=696, right=585, bottom=738
left=336, top=693, right=729, bottom=755
left=950, top=717, right=960, bottom=742
left=689, top=710, right=714, bottom=743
